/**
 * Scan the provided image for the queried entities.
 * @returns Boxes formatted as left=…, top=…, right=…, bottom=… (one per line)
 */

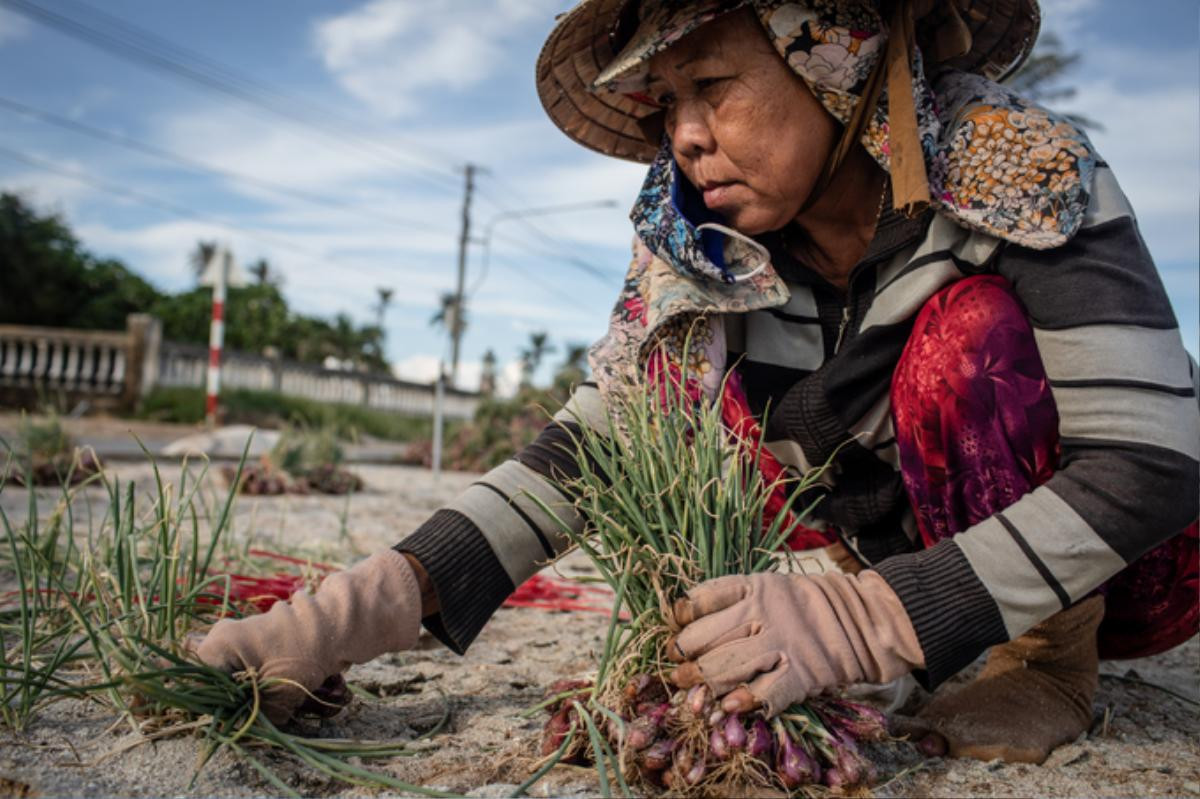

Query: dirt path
left=1, top=462, right=1196, bottom=797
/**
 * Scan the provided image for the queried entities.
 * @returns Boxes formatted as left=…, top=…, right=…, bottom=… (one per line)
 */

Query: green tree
left=188, top=240, right=219, bottom=282
left=428, top=290, right=465, bottom=340
left=0, top=193, right=393, bottom=374
left=248, top=258, right=283, bottom=288
left=554, top=341, right=590, bottom=391
left=518, top=330, right=554, bottom=388
left=0, top=193, right=162, bottom=329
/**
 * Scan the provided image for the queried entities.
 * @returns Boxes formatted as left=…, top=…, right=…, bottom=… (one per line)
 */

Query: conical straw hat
left=536, top=0, right=1041, bottom=163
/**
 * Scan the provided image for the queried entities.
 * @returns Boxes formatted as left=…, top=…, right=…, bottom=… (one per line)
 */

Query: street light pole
left=428, top=197, right=620, bottom=476
left=449, top=164, right=477, bottom=387
left=474, top=199, right=620, bottom=300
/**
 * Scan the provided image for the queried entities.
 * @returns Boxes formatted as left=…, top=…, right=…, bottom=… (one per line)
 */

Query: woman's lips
left=701, top=181, right=737, bottom=208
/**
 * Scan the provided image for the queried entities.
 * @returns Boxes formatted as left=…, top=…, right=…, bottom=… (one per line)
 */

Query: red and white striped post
left=205, top=247, right=229, bottom=430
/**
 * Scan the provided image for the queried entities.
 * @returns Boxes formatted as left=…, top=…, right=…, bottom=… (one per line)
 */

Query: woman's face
left=646, top=9, right=839, bottom=235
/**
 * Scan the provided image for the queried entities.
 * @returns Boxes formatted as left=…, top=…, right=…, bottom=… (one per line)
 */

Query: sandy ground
left=1, top=456, right=1197, bottom=798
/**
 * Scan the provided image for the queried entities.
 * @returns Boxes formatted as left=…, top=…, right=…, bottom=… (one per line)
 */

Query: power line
left=474, top=183, right=625, bottom=285
left=0, top=95, right=457, bottom=237
left=0, top=143, right=599, bottom=320
left=0, top=142, right=418, bottom=274
left=0, top=0, right=464, bottom=195
left=489, top=229, right=623, bottom=285
left=0, top=0, right=629, bottom=311
left=485, top=254, right=595, bottom=312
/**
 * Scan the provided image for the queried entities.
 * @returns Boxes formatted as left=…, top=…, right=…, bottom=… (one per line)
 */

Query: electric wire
left=484, top=254, right=595, bottom=312
left=476, top=185, right=625, bottom=286
left=0, top=142, right=427, bottom=276
left=0, top=0, right=463, bottom=196
left=0, top=143, right=603, bottom=322
left=0, top=95, right=458, bottom=237
left=0, top=0, right=627, bottom=316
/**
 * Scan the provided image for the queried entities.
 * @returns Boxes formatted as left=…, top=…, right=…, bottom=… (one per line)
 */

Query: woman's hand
left=666, top=571, right=924, bottom=717
left=192, top=549, right=425, bottom=725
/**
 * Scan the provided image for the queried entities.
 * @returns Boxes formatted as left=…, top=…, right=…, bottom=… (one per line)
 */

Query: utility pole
left=450, top=163, right=476, bottom=387
left=205, top=248, right=228, bottom=431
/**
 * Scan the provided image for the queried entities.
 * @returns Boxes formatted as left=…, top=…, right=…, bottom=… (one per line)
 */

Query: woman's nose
left=668, top=102, right=716, bottom=160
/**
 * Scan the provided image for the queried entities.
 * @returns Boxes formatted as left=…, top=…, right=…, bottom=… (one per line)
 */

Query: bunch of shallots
left=528, top=356, right=889, bottom=796
left=541, top=673, right=888, bottom=794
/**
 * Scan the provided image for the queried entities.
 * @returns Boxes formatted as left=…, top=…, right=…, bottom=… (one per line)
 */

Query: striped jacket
left=397, top=163, right=1200, bottom=686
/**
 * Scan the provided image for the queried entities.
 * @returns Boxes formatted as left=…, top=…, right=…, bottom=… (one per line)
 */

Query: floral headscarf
left=597, top=0, right=1098, bottom=251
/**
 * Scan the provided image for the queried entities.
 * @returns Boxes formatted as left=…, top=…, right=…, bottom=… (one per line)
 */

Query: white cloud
left=1037, top=0, right=1102, bottom=40
left=1057, top=80, right=1198, bottom=265
left=0, top=167, right=98, bottom=216
left=311, top=0, right=557, bottom=118
left=0, top=8, right=30, bottom=46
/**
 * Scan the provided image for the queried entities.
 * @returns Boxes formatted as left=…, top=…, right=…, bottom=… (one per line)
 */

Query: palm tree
left=374, top=286, right=394, bottom=330
left=188, top=240, right=219, bottom=282
left=519, top=331, right=554, bottom=388
left=331, top=312, right=363, bottom=368
left=555, top=341, right=590, bottom=389
left=480, top=348, right=498, bottom=396
left=248, top=258, right=282, bottom=287
left=429, top=291, right=465, bottom=337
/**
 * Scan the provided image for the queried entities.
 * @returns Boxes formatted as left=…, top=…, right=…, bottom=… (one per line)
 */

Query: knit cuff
left=394, top=509, right=515, bottom=655
left=873, top=540, right=1010, bottom=689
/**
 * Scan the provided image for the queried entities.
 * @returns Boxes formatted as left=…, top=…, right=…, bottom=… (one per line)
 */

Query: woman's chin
left=719, top=208, right=784, bottom=237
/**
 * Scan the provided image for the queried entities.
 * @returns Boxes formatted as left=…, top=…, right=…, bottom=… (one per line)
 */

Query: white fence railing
left=0, top=317, right=480, bottom=420
left=158, top=342, right=479, bottom=420
left=0, top=326, right=127, bottom=394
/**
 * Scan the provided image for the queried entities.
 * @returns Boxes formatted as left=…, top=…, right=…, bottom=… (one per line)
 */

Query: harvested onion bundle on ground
left=1, top=450, right=447, bottom=797
left=529, top=360, right=890, bottom=796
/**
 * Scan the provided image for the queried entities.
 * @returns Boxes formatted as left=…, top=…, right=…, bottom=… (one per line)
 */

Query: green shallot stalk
left=524, top=340, right=888, bottom=796
left=0, top=435, right=449, bottom=794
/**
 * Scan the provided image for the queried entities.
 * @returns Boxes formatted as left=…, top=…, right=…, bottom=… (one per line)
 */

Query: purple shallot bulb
left=776, top=732, right=820, bottom=787
left=723, top=713, right=747, bottom=750
left=624, top=672, right=651, bottom=701
left=626, top=717, right=657, bottom=751
left=685, top=753, right=708, bottom=785
left=823, top=767, right=848, bottom=789
left=831, top=731, right=864, bottom=785
left=746, top=716, right=772, bottom=761
left=643, top=738, right=675, bottom=771
left=824, top=699, right=890, bottom=741
left=541, top=706, right=572, bottom=756
left=709, top=725, right=729, bottom=760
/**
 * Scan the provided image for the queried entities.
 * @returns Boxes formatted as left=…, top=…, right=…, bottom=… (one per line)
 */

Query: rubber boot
left=914, top=595, right=1104, bottom=764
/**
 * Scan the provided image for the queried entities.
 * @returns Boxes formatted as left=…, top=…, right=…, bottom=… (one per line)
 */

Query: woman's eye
left=654, top=91, right=676, bottom=107
left=695, top=76, right=729, bottom=92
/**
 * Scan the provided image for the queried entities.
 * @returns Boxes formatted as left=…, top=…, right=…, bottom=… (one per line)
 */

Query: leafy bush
left=138, top=387, right=433, bottom=442
left=432, top=385, right=565, bottom=472
left=1, top=413, right=101, bottom=486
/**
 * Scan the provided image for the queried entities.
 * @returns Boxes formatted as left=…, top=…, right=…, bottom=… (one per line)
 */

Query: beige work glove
left=668, top=570, right=924, bottom=717
left=193, top=549, right=422, bottom=725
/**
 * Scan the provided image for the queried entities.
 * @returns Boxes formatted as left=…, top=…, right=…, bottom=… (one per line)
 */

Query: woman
left=195, top=0, right=1199, bottom=767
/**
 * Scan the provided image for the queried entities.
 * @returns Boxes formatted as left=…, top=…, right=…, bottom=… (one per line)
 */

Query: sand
left=1, top=458, right=1197, bottom=798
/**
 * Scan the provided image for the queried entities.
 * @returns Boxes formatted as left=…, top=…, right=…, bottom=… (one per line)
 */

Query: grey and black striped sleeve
left=877, top=164, right=1200, bottom=686
left=394, top=384, right=608, bottom=654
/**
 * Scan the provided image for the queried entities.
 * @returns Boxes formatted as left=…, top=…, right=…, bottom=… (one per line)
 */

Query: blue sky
left=0, top=0, right=1196, bottom=392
